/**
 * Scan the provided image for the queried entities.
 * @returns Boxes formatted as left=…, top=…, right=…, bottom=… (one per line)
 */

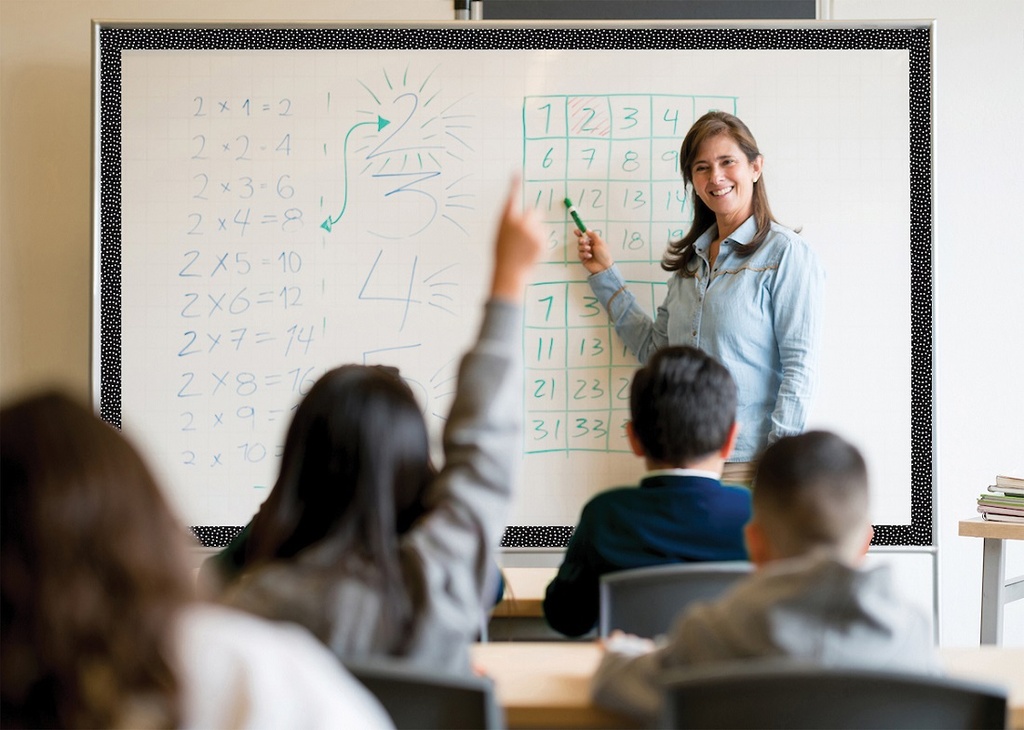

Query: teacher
left=576, top=111, right=824, bottom=484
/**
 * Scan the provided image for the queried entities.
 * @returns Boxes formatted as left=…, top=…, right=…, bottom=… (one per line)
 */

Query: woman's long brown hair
left=1, top=391, right=194, bottom=728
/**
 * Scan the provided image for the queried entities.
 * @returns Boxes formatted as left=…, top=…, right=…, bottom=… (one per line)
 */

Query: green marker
left=563, top=197, right=587, bottom=233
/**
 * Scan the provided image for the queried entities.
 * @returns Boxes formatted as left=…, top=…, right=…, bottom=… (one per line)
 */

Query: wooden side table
left=959, top=518, right=1024, bottom=644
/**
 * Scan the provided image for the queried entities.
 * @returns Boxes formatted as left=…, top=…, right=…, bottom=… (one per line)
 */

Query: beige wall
left=3, top=0, right=1023, bottom=646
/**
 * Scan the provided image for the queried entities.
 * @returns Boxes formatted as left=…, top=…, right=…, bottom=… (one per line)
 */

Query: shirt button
left=692, top=330, right=697, bottom=337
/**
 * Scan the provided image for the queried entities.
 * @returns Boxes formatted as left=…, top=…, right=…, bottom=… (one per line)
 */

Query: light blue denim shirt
left=588, top=216, right=824, bottom=462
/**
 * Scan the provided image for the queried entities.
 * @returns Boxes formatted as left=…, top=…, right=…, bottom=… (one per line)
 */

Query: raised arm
left=491, top=180, right=545, bottom=302
left=403, top=178, right=543, bottom=635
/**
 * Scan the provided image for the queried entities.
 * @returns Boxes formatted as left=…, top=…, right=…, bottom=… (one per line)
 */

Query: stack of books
left=978, top=475, right=1024, bottom=523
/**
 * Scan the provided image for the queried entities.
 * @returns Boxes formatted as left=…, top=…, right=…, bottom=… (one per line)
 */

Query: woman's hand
left=576, top=229, right=614, bottom=275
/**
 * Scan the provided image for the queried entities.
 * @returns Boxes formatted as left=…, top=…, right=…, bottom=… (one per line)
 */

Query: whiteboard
left=94, top=23, right=934, bottom=547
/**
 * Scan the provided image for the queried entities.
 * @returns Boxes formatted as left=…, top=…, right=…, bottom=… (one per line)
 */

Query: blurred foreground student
left=543, top=346, right=752, bottom=638
left=590, top=430, right=939, bottom=725
left=206, top=179, right=544, bottom=673
left=0, top=391, right=393, bottom=730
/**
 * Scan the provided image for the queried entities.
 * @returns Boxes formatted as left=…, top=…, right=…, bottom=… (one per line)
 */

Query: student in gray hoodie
left=591, top=430, right=939, bottom=726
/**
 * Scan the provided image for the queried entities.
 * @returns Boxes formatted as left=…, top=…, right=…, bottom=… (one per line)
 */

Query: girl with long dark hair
left=207, top=180, right=543, bottom=673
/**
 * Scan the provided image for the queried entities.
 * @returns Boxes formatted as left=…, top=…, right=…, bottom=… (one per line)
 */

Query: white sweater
left=175, top=604, right=394, bottom=729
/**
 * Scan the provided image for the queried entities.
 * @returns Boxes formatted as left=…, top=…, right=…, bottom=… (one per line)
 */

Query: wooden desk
left=471, top=642, right=635, bottom=729
left=959, top=518, right=1024, bottom=644
left=471, top=642, right=1024, bottom=730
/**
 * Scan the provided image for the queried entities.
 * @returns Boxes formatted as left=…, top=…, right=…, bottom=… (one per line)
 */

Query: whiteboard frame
left=92, top=19, right=935, bottom=548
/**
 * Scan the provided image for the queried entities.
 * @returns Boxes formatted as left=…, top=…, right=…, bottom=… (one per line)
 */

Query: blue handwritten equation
left=167, top=64, right=480, bottom=498
left=176, top=92, right=320, bottom=487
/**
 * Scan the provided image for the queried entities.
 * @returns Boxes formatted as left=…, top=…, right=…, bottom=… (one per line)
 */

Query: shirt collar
left=694, top=215, right=757, bottom=254
left=644, top=467, right=722, bottom=481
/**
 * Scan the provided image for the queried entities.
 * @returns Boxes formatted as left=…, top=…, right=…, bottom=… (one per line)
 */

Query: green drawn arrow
left=321, top=114, right=391, bottom=233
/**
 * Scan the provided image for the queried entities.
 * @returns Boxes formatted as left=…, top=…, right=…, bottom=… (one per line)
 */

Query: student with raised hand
left=575, top=111, right=824, bottom=485
left=0, top=391, right=393, bottom=730
left=590, top=430, right=939, bottom=726
left=543, top=345, right=752, bottom=638
left=207, top=178, right=544, bottom=673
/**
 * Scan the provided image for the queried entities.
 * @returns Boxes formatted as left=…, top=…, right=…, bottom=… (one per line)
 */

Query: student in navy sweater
left=543, top=346, right=752, bottom=638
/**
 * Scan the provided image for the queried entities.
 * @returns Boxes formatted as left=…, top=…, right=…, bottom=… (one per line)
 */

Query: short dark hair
left=752, top=430, right=870, bottom=558
left=629, top=346, right=737, bottom=465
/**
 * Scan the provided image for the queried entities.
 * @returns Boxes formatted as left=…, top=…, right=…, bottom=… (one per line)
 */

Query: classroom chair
left=344, top=657, right=505, bottom=730
left=659, top=659, right=1008, bottom=730
left=598, top=561, right=752, bottom=638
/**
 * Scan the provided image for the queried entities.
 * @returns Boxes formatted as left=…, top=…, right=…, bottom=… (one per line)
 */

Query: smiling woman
left=575, top=111, right=825, bottom=483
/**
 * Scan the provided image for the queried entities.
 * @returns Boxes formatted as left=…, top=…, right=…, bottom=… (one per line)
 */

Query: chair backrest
left=660, top=660, right=1008, bottom=730
left=598, top=561, right=752, bottom=638
left=345, top=657, right=505, bottom=730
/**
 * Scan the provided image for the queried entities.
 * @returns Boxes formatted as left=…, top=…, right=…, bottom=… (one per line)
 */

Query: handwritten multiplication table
left=521, top=93, right=737, bottom=265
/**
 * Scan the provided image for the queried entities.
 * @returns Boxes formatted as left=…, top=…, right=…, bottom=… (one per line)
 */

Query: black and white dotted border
left=191, top=525, right=245, bottom=548
left=99, top=24, right=932, bottom=549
